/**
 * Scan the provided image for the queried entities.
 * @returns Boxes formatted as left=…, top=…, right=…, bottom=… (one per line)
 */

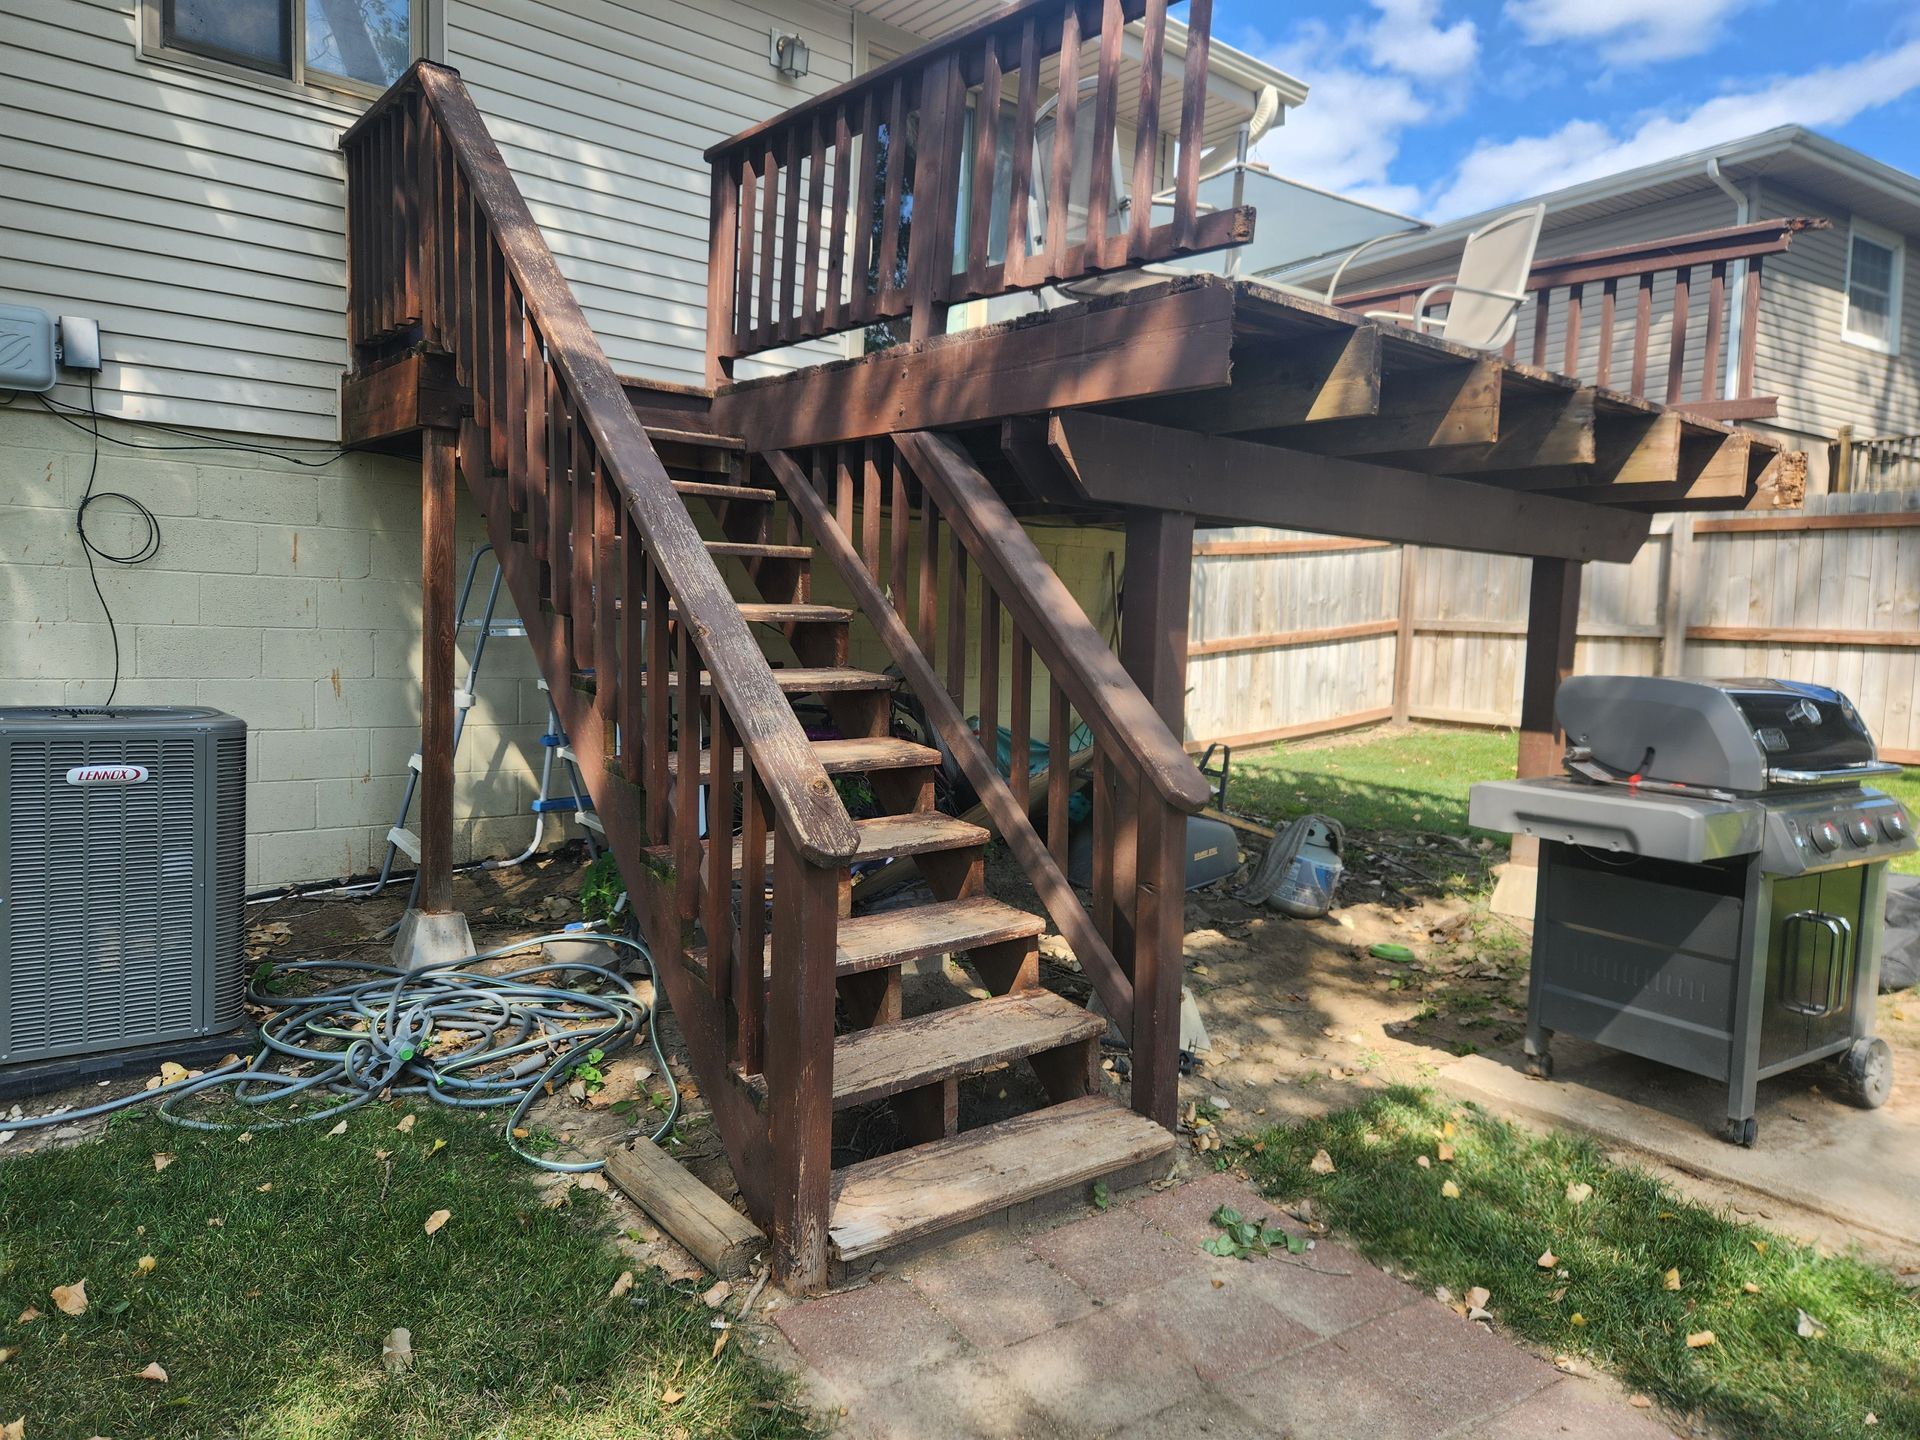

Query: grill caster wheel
left=1723, top=1116, right=1758, bottom=1148
left=1838, top=1037, right=1894, bottom=1110
left=1523, top=1052, right=1554, bottom=1079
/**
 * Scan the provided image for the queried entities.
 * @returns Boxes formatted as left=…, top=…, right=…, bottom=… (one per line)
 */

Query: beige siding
left=0, top=0, right=853, bottom=439
left=1751, top=179, right=1920, bottom=442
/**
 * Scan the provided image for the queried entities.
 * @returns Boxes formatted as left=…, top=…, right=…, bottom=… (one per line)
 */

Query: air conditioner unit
left=0, top=706, right=247, bottom=1069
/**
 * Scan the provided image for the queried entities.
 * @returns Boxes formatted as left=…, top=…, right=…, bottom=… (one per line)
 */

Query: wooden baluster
left=862, top=440, right=883, bottom=580
left=610, top=471, right=637, bottom=771
left=1562, top=283, right=1582, bottom=377
left=707, top=157, right=741, bottom=387
left=919, top=496, right=939, bottom=665
left=825, top=108, right=851, bottom=335
left=1046, top=1, right=1081, bottom=281
left=1630, top=272, right=1653, bottom=397
left=371, top=118, right=388, bottom=336
left=1129, top=0, right=1168, bottom=260
left=735, top=152, right=758, bottom=353
left=946, top=528, right=968, bottom=707
left=401, top=98, right=420, bottom=325
left=1084, top=0, right=1125, bottom=266
left=453, top=168, right=473, bottom=391
left=1701, top=260, right=1727, bottom=402
left=503, top=287, right=526, bottom=507
left=1737, top=258, right=1762, bottom=400
left=1107, top=753, right=1140, bottom=963
left=674, top=624, right=702, bottom=922
left=907, top=56, right=963, bottom=334
left=1595, top=277, right=1616, bottom=390
left=644, top=558, right=672, bottom=844
left=345, top=137, right=363, bottom=350
left=835, top=445, right=856, bottom=542
left=978, top=581, right=1000, bottom=748
left=779, top=126, right=803, bottom=343
left=1005, top=17, right=1039, bottom=287
left=1047, top=684, right=1071, bottom=869
left=1089, top=744, right=1114, bottom=938
left=878, top=79, right=907, bottom=308
left=889, top=447, right=909, bottom=613
left=801, top=116, right=826, bottom=339
left=573, top=409, right=598, bottom=658
left=765, top=825, right=837, bottom=1294
left=417, top=105, right=440, bottom=346
left=526, top=317, right=551, bottom=568
left=1665, top=265, right=1690, bottom=405
left=488, top=250, right=511, bottom=477
left=1173, top=0, right=1213, bottom=249
left=737, top=764, right=767, bottom=1075
left=965, top=34, right=1004, bottom=298
left=1132, top=789, right=1183, bottom=1128
left=850, top=93, right=879, bottom=323
left=757, top=135, right=779, bottom=349
left=705, top=696, right=734, bottom=1005
left=1531, top=287, right=1551, bottom=369
left=1009, top=628, right=1032, bottom=797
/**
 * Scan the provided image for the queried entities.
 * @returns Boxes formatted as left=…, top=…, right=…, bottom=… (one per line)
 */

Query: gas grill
left=1470, top=676, right=1909, bottom=1146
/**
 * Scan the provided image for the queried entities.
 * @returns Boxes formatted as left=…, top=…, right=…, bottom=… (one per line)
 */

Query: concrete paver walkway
left=769, top=1172, right=1675, bottom=1439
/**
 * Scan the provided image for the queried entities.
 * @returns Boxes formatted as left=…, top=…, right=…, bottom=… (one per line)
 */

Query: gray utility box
left=0, top=707, right=247, bottom=1066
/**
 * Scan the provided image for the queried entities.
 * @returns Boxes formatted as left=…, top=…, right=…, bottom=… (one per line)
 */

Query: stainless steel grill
left=1471, top=676, right=1908, bottom=1146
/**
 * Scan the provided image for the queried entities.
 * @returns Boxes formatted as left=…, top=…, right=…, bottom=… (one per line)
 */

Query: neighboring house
left=1278, top=127, right=1920, bottom=491
left=0, top=0, right=1301, bottom=889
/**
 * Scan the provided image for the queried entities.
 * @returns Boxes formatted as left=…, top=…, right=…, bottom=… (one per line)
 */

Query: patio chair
left=1325, top=203, right=1545, bottom=352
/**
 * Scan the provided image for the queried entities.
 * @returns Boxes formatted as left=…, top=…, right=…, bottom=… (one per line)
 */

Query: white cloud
left=1365, top=0, right=1480, bottom=82
left=1504, top=0, right=1753, bottom=64
left=1430, top=40, right=1920, bottom=219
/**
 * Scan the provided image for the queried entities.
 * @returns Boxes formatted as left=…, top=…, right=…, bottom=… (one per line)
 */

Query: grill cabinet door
left=1761, top=875, right=1819, bottom=1068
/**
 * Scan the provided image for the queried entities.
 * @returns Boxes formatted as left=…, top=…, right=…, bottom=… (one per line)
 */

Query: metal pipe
left=1705, top=157, right=1749, bottom=402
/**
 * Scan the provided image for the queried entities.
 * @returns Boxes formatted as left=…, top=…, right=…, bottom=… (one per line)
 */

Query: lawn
left=1225, top=723, right=1920, bottom=876
left=0, top=1105, right=809, bottom=1440
left=1234, top=1090, right=1920, bottom=1440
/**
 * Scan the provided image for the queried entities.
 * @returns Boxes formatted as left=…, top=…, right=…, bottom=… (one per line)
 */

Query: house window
left=142, top=0, right=419, bottom=100
left=1842, top=219, right=1903, bottom=356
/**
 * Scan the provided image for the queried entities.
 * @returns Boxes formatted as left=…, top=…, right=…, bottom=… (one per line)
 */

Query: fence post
left=1659, top=517, right=1693, bottom=676
left=1833, top=424, right=1854, bottom=494
left=1392, top=545, right=1418, bottom=722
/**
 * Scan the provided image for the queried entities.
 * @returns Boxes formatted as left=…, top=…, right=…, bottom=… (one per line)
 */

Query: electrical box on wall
left=0, top=303, right=57, bottom=392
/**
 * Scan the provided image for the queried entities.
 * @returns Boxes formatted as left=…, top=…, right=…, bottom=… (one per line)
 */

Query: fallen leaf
left=1436, top=1143, right=1456, bottom=1163
left=16, top=1309, right=41, bottom=1325
left=1743, top=1282, right=1762, bottom=1295
left=701, top=1281, right=733, bottom=1309
left=51, top=1280, right=87, bottom=1317
left=1362, top=1131, right=1382, bottom=1147
left=1441, top=1180, right=1461, bottom=1199
left=138, top=1361, right=169, bottom=1382
left=135, top=1255, right=157, bottom=1276
left=1465, top=1286, right=1491, bottom=1309
left=1565, top=1182, right=1593, bottom=1206
left=1441, top=1121, right=1456, bottom=1139
left=152, top=1153, right=176, bottom=1173
left=396, top=1115, right=416, bottom=1134
left=1866, top=1413, right=1879, bottom=1426
left=256, top=1182, right=272, bottom=1194
left=428, top=1138, right=447, bottom=1156
left=609, top=1271, right=635, bottom=1300
left=1308, top=1149, right=1336, bottom=1175
left=1629, top=1395, right=1654, bottom=1409
left=0, top=1418, right=19, bottom=1440
left=326, top=1120, right=348, bottom=1138
left=1795, top=1309, right=1827, bottom=1340
left=238, top=1132, right=253, bottom=1144
left=1570, top=1313, right=1586, bottom=1326
left=206, top=1217, right=224, bottom=1229
left=573, top=1172, right=609, bottom=1193
left=712, top=1329, right=730, bottom=1358
left=382, top=1326, right=413, bottom=1375
left=1751, top=1241, right=1768, bottom=1256
left=1663, top=1267, right=1682, bottom=1291
left=661, top=1387, right=685, bottom=1408
left=159, top=1062, right=188, bottom=1086
left=1537, top=1250, right=1557, bottom=1270
left=424, top=1208, right=451, bottom=1236
left=1686, top=1330, right=1716, bottom=1349
left=0, top=1348, right=13, bottom=1365
left=1416, top=1155, right=1432, bottom=1169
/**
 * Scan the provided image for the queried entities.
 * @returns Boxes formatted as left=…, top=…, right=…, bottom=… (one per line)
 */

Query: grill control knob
left=1882, top=811, right=1908, bottom=842
left=1810, top=821, right=1841, bottom=853
left=1847, top=817, right=1875, bottom=847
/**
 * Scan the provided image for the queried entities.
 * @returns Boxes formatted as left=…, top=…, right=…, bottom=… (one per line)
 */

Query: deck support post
left=1119, top=509, right=1194, bottom=1131
left=1497, top=555, right=1583, bottom=912
left=393, top=424, right=474, bottom=970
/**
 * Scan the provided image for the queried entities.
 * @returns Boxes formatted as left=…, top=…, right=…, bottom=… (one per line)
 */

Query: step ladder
left=355, top=544, right=600, bottom=907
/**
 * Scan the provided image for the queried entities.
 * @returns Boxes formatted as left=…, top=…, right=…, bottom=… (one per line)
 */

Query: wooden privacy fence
left=1186, top=490, right=1920, bottom=764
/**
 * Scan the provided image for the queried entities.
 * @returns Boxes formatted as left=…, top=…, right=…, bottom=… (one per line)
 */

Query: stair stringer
left=457, top=433, right=777, bottom=1228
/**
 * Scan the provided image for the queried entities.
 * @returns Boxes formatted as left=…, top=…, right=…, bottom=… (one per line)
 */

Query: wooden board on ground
left=603, top=1138, right=764, bottom=1279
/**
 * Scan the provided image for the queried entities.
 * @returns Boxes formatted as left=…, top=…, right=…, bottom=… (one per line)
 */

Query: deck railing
left=341, top=63, right=858, bottom=1282
left=701, top=0, right=1251, bottom=379
left=1335, top=218, right=1827, bottom=421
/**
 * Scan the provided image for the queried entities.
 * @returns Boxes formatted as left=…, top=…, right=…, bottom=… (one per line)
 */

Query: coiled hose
left=0, top=931, right=675, bottom=1173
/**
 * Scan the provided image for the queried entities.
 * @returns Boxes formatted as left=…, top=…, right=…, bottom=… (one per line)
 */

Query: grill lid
left=1557, top=676, right=1886, bottom=793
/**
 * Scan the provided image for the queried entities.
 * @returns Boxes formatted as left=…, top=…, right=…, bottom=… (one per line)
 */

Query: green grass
left=1235, top=1090, right=1920, bottom=1439
left=0, top=1105, right=810, bottom=1440
left=1227, top=726, right=1518, bottom=840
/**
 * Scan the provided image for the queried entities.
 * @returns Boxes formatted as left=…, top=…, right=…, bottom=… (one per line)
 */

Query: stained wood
left=827, top=1095, right=1174, bottom=1261
left=603, top=1138, right=765, bottom=1279
left=829, top=992, right=1103, bottom=1109
left=1249, top=357, right=1499, bottom=457
left=340, top=352, right=464, bottom=445
left=1127, top=327, right=1380, bottom=434
left=669, top=737, right=941, bottom=778
left=836, top=896, right=1046, bottom=971
left=712, top=812, right=990, bottom=870
left=418, top=427, right=458, bottom=915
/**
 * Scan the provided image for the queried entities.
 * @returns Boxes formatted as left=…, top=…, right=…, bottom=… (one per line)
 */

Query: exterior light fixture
left=769, top=31, right=809, bottom=79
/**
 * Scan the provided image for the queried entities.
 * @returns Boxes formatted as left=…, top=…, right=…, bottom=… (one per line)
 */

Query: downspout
left=1705, top=157, right=1748, bottom=401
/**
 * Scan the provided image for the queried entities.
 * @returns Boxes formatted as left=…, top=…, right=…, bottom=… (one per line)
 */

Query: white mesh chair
left=1326, top=203, right=1545, bottom=351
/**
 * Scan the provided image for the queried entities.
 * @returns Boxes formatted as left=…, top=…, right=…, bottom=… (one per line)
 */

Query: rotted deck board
left=827, top=991, right=1104, bottom=1109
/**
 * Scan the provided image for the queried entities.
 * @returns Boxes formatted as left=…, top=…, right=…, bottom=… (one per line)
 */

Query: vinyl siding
left=1750, top=179, right=1920, bottom=442
left=0, top=0, right=854, bottom=439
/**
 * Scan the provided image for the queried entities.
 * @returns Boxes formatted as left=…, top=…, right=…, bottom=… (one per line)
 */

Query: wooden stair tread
left=705, top=540, right=812, bottom=561
left=827, top=1096, right=1174, bottom=1262
left=607, top=599, right=849, bottom=624
left=646, top=427, right=745, bottom=451
left=829, top=992, right=1104, bottom=1110
left=662, top=812, right=989, bottom=871
left=571, top=666, right=895, bottom=697
left=672, top=479, right=777, bottom=502
left=836, top=896, right=1045, bottom=972
left=667, top=737, right=940, bottom=779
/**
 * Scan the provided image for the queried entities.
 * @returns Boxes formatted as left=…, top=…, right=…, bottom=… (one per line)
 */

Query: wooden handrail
left=341, top=62, right=858, bottom=867
left=701, top=0, right=1252, bottom=377
left=893, top=432, right=1209, bottom=812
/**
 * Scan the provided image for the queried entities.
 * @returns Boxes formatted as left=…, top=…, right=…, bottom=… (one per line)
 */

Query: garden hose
left=0, top=931, right=678, bottom=1174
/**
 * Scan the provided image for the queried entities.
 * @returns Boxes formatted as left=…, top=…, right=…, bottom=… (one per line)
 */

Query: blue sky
left=1214, top=0, right=1920, bottom=222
